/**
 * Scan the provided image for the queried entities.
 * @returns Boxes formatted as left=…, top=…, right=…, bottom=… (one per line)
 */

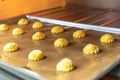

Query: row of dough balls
left=17, top=18, right=63, bottom=33
left=18, top=18, right=44, bottom=28
left=18, top=18, right=64, bottom=34
left=10, top=18, right=114, bottom=43
left=0, top=19, right=115, bottom=43
left=0, top=24, right=114, bottom=44
left=0, top=18, right=43, bottom=31
left=3, top=33, right=114, bottom=54
left=3, top=43, right=74, bottom=72
left=0, top=24, right=25, bottom=35
left=2, top=26, right=114, bottom=55
left=18, top=18, right=85, bottom=37
left=17, top=18, right=115, bottom=44
left=29, top=51, right=75, bottom=72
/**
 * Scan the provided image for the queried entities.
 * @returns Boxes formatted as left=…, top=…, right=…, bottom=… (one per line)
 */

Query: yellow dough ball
left=3, top=42, right=19, bottom=52
left=56, top=58, right=74, bottom=72
left=32, top=32, right=46, bottom=40
left=83, top=43, right=99, bottom=55
left=12, top=28, right=24, bottom=35
left=18, top=18, right=28, bottom=25
left=73, top=30, right=86, bottom=39
left=0, top=24, right=9, bottom=31
left=32, top=22, right=43, bottom=29
left=100, top=34, right=114, bottom=44
left=54, top=38, right=69, bottom=48
left=28, top=50, right=44, bottom=61
left=51, top=26, right=64, bottom=34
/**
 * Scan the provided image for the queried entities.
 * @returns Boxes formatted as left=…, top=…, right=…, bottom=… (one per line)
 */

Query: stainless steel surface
left=30, top=5, right=120, bottom=28
left=27, top=15, right=120, bottom=34
left=67, top=0, right=120, bottom=9
left=0, top=61, right=45, bottom=80
left=0, top=17, right=120, bottom=80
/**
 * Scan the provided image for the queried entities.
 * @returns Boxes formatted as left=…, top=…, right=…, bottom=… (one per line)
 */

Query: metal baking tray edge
left=26, top=15, right=120, bottom=34
left=0, top=61, right=45, bottom=80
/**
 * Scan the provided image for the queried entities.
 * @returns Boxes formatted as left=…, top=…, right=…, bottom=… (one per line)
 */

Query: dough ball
left=12, top=28, right=24, bottom=35
left=3, top=42, right=19, bottom=52
left=28, top=50, right=44, bottom=61
left=51, top=26, right=64, bottom=34
left=18, top=18, right=28, bottom=25
left=83, top=43, right=99, bottom=55
left=32, top=32, right=46, bottom=40
left=56, top=58, right=74, bottom=72
left=54, top=38, right=69, bottom=48
left=100, top=34, right=114, bottom=44
left=32, top=21, right=43, bottom=29
left=0, top=24, right=9, bottom=31
left=73, top=30, right=86, bottom=39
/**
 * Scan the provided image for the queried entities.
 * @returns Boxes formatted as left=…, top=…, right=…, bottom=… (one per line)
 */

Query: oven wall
left=67, top=0, right=120, bottom=9
left=0, top=0, right=66, bottom=20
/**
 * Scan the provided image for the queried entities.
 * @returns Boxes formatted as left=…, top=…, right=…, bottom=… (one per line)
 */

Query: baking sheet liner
left=0, top=17, right=120, bottom=80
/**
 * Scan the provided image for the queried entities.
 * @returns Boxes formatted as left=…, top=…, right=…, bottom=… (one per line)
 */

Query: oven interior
left=0, top=0, right=120, bottom=80
left=1, top=0, right=120, bottom=27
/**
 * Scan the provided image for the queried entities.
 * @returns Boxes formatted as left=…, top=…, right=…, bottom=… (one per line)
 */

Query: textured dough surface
left=0, top=24, right=9, bottom=31
left=83, top=43, right=99, bottom=55
left=32, top=22, right=43, bottom=29
left=18, top=18, right=28, bottom=25
left=54, top=38, right=69, bottom=48
left=100, top=34, right=114, bottom=44
left=3, top=42, right=19, bottom=52
left=32, top=32, right=46, bottom=40
left=51, top=26, right=64, bottom=34
left=12, top=28, right=24, bottom=35
left=73, top=30, right=86, bottom=38
left=56, top=58, right=74, bottom=72
left=28, top=50, right=44, bottom=61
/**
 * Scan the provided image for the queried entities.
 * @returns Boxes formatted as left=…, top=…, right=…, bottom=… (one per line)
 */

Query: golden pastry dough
left=32, top=22, right=43, bottom=29
left=100, top=34, right=114, bottom=44
left=28, top=50, right=44, bottom=61
left=54, top=38, right=69, bottom=48
left=12, top=28, right=24, bottom=35
left=0, top=24, right=9, bottom=31
left=3, top=42, right=19, bottom=52
left=18, top=18, right=28, bottom=25
left=51, top=26, right=64, bottom=34
left=56, top=58, right=74, bottom=72
left=83, top=43, right=99, bottom=55
left=32, top=32, right=46, bottom=40
left=73, top=30, right=86, bottom=38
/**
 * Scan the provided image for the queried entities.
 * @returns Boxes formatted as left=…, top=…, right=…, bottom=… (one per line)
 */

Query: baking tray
left=0, top=15, right=120, bottom=80
left=0, top=61, right=45, bottom=80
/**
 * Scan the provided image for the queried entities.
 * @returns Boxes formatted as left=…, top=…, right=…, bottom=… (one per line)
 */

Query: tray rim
left=26, top=15, right=120, bottom=34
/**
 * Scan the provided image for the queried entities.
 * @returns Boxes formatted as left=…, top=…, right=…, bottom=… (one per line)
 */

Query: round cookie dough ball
left=100, top=34, right=114, bottom=44
left=32, top=32, right=46, bottom=40
left=51, top=26, right=64, bottom=34
left=12, top=28, right=24, bottom=35
left=28, top=50, right=44, bottom=61
left=56, top=58, right=74, bottom=72
left=32, top=21, right=43, bottom=29
left=54, top=38, right=69, bottom=48
left=83, top=43, right=100, bottom=55
left=18, top=18, right=29, bottom=25
left=0, top=24, right=9, bottom=31
left=3, top=42, right=19, bottom=52
left=73, top=30, right=86, bottom=39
